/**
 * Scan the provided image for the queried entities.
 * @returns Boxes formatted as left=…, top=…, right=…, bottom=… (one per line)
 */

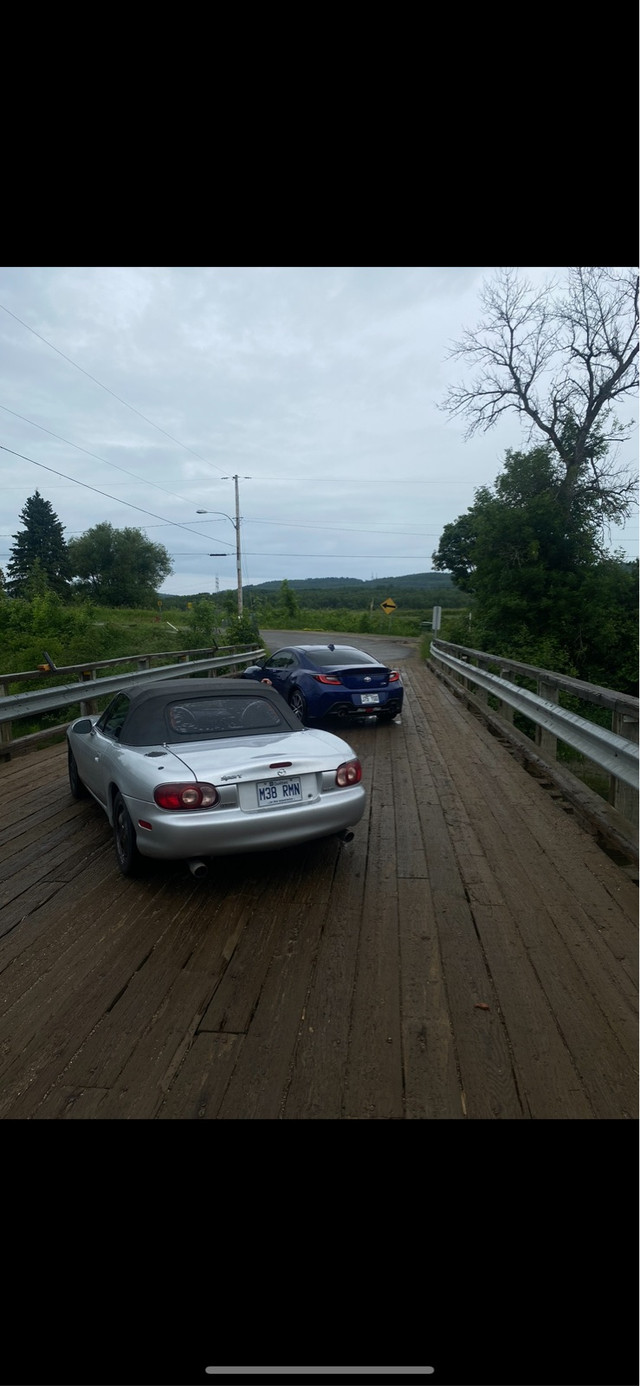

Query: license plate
left=359, top=693, right=380, bottom=705
left=257, top=777, right=303, bottom=807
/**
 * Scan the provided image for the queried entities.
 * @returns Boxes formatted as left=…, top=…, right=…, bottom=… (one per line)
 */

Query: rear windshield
left=305, top=647, right=378, bottom=667
left=163, top=695, right=288, bottom=741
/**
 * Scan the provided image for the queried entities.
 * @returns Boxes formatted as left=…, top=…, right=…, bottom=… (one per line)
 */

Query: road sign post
left=380, top=597, right=397, bottom=616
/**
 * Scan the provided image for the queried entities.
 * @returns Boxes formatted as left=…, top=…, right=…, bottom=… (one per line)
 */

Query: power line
left=0, top=402, right=210, bottom=509
left=0, top=302, right=227, bottom=476
left=0, top=404, right=442, bottom=539
left=0, top=445, right=234, bottom=544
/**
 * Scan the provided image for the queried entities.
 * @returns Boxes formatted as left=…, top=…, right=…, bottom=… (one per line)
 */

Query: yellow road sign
left=380, top=598, right=397, bottom=614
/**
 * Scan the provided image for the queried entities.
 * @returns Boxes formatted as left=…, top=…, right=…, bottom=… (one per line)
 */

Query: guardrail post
left=0, top=681, right=11, bottom=749
left=499, top=671, right=515, bottom=723
left=536, top=679, right=558, bottom=759
left=0, top=646, right=266, bottom=755
left=611, top=711, right=639, bottom=822
left=79, top=669, right=99, bottom=716
left=470, top=659, right=487, bottom=704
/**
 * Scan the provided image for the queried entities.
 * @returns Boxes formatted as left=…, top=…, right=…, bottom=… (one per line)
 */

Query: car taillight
left=335, top=759, right=362, bottom=787
left=313, top=673, right=342, bottom=684
left=153, top=782, right=219, bottom=810
left=388, top=671, right=400, bottom=682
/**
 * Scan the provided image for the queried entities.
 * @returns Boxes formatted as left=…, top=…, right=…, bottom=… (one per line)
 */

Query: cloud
left=0, top=266, right=636, bottom=596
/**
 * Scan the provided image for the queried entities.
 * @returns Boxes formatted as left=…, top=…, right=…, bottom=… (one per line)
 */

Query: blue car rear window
left=305, top=648, right=378, bottom=667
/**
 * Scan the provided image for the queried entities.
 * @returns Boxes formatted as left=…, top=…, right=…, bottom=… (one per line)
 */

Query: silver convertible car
left=66, top=678, right=365, bottom=878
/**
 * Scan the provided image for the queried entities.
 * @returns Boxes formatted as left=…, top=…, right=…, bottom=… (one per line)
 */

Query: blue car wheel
left=289, top=688, right=308, bottom=723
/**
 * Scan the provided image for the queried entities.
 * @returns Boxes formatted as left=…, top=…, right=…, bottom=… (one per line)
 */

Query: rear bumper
left=323, top=696, right=403, bottom=719
left=124, top=785, right=366, bottom=860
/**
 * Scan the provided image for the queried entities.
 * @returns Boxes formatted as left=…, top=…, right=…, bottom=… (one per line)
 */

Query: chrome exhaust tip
left=188, top=859, right=208, bottom=879
left=337, top=830, right=354, bottom=843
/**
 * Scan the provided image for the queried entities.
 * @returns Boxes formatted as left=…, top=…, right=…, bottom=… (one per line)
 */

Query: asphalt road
left=259, top=629, right=421, bottom=666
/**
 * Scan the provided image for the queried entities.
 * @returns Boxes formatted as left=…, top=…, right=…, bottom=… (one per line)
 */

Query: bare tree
left=441, top=267, right=639, bottom=523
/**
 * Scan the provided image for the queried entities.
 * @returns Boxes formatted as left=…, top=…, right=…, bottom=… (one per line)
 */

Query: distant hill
left=160, top=572, right=468, bottom=612
left=246, top=571, right=455, bottom=593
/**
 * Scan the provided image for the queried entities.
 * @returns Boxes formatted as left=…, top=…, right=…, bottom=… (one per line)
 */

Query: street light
left=197, top=474, right=250, bottom=618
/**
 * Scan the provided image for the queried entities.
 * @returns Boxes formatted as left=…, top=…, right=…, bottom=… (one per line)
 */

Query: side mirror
left=72, top=718, right=94, bottom=734
left=243, top=666, right=263, bottom=677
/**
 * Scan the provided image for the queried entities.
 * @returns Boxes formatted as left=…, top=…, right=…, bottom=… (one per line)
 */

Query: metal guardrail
left=0, top=644, right=257, bottom=684
left=429, top=640, right=639, bottom=840
left=431, top=645, right=638, bottom=789
left=0, top=646, right=265, bottom=755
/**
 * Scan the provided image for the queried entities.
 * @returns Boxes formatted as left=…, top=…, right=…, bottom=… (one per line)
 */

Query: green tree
left=225, top=613, right=261, bottom=645
left=278, top=579, right=299, bottom=619
left=433, top=446, right=638, bottom=688
left=7, top=491, right=71, bottom=598
left=67, top=523, right=173, bottom=607
left=189, top=600, right=219, bottom=646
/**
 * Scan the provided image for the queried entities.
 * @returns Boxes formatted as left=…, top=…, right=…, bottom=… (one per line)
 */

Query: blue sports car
left=242, top=644, right=404, bottom=724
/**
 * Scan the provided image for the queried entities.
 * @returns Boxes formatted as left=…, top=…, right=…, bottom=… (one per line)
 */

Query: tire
left=113, top=790, right=140, bottom=877
left=289, top=688, right=308, bottom=723
left=68, top=744, right=89, bottom=799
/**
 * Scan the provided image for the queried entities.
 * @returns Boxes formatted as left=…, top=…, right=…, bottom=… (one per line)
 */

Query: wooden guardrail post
left=499, top=670, right=515, bottom=723
left=536, top=678, right=559, bottom=759
left=79, top=668, right=99, bottom=716
left=472, top=659, right=488, bottom=704
left=611, top=711, right=639, bottom=822
left=0, top=682, right=11, bottom=749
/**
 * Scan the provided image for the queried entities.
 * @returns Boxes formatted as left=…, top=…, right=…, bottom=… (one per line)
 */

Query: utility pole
left=199, top=474, right=250, bottom=620
left=233, top=474, right=242, bottom=618
left=222, top=474, right=250, bottom=619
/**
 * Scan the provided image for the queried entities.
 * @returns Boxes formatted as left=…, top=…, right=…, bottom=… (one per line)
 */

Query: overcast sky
left=0, top=266, right=637, bottom=598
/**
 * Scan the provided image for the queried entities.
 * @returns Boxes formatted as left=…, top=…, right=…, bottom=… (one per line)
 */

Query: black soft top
left=106, top=678, right=302, bottom=745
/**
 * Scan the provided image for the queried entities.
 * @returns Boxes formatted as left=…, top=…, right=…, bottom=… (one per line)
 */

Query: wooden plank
left=282, top=733, right=376, bottom=1118
left=420, top=677, right=639, bottom=1003
left=0, top=877, right=191, bottom=1115
left=27, top=1086, right=111, bottom=1119
left=66, top=880, right=267, bottom=1100
left=157, top=1034, right=245, bottom=1119
left=396, top=878, right=463, bottom=1119
left=399, top=691, right=525, bottom=1119
left=0, top=846, right=120, bottom=964
left=403, top=667, right=638, bottom=1117
left=340, top=724, right=404, bottom=1119
left=0, top=666, right=636, bottom=1121
left=213, top=844, right=345, bottom=1119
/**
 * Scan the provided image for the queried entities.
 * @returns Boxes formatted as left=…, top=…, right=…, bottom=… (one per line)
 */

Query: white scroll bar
left=205, top=1370, right=435, bottom=1377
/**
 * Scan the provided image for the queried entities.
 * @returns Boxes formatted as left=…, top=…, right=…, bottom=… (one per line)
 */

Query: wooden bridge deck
left=0, top=659, right=637, bottom=1120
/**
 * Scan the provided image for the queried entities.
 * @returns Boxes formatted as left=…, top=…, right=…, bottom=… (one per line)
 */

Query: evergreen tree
left=7, top=491, right=71, bottom=598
